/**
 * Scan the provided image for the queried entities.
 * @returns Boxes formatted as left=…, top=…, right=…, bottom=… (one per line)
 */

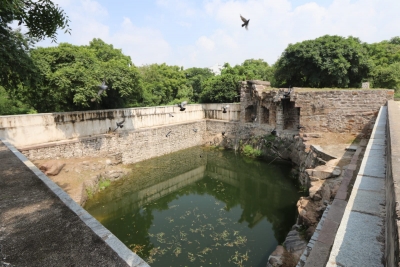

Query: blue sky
left=35, top=0, right=400, bottom=68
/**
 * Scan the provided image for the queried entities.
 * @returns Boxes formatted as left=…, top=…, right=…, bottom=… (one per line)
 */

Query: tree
left=25, top=39, right=142, bottom=112
left=0, top=0, right=71, bottom=90
left=200, top=63, right=244, bottom=103
left=184, top=67, right=214, bottom=103
left=371, top=62, right=400, bottom=92
left=274, top=35, right=372, bottom=88
left=138, top=63, right=191, bottom=106
left=236, top=59, right=274, bottom=82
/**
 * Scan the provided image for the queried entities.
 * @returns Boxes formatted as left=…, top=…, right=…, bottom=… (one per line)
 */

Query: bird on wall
left=240, top=15, right=250, bottom=30
left=169, top=113, right=174, bottom=117
left=91, top=78, right=108, bottom=102
left=284, top=86, right=293, bottom=98
left=222, top=105, right=229, bottom=113
left=297, top=125, right=305, bottom=130
left=193, top=128, right=198, bottom=133
left=271, top=128, right=277, bottom=136
left=113, top=119, right=125, bottom=131
left=177, top=101, right=187, bottom=111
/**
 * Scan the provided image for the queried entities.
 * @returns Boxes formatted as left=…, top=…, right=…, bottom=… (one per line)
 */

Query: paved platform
left=326, top=106, right=387, bottom=267
left=0, top=140, right=148, bottom=267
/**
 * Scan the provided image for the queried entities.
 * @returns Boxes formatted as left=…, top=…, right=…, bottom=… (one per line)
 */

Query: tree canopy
left=274, top=35, right=372, bottom=88
left=23, top=39, right=142, bottom=112
left=184, top=67, right=214, bottom=103
left=0, top=0, right=71, bottom=91
left=138, top=63, right=191, bottom=106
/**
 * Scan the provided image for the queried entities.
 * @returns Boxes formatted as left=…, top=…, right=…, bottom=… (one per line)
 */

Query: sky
left=34, top=0, right=400, bottom=69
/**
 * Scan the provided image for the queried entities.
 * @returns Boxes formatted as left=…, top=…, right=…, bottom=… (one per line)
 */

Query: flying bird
left=169, top=113, right=174, bottom=117
left=177, top=101, right=187, bottom=111
left=113, top=119, right=125, bottom=131
left=222, top=105, right=229, bottom=113
left=166, top=131, right=172, bottom=137
left=91, top=79, right=108, bottom=102
left=240, top=15, right=250, bottom=30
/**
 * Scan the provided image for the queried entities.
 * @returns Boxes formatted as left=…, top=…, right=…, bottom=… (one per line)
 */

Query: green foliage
left=99, top=179, right=111, bottom=191
left=0, top=0, right=70, bottom=91
left=0, top=0, right=71, bottom=42
left=200, top=63, right=244, bottom=103
left=184, top=67, right=214, bottom=102
left=138, top=63, right=191, bottom=106
left=26, top=39, right=142, bottom=112
left=242, top=145, right=262, bottom=158
left=0, top=86, right=36, bottom=115
left=275, top=35, right=372, bottom=88
left=235, top=59, right=275, bottom=84
left=367, top=38, right=400, bottom=67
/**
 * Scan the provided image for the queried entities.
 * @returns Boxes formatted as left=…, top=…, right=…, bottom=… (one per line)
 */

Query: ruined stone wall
left=294, top=89, right=394, bottom=133
left=239, top=81, right=394, bottom=134
left=21, top=121, right=206, bottom=164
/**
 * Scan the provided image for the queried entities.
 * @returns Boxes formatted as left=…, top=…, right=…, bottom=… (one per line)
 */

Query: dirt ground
left=0, top=142, right=130, bottom=267
left=32, top=157, right=130, bottom=205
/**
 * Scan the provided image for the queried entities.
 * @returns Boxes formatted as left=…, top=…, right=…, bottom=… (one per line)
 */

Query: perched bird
left=284, top=86, right=292, bottom=98
left=271, top=128, right=277, bottom=136
left=222, top=105, right=229, bottom=113
left=222, top=131, right=226, bottom=136
left=113, top=119, right=125, bottom=131
left=91, top=79, right=108, bottom=102
left=193, top=129, right=198, bottom=133
left=166, top=131, right=172, bottom=137
left=177, top=101, right=187, bottom=111
left=251, top=114, right=257, bottom=122
left=169, top=113, right=174, bottom=117
left=240, top=15, right=250, bottom=30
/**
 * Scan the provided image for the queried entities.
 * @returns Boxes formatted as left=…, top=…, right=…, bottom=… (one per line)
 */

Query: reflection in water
left=85, top=147, right=302, bottom=267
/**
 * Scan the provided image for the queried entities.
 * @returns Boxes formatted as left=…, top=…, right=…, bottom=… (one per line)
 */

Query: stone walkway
left=0, top=140, right=149, bottom=267
left=326, top=106, right=387, bottom=267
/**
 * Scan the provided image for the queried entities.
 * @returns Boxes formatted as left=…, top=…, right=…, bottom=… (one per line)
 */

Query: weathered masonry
left=0, top=81, right=393, bottom=164
left=0, top=81, right=396, bottom=267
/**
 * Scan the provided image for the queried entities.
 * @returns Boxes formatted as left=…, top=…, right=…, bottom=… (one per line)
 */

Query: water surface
left=85, top=147, right=302, bottom=267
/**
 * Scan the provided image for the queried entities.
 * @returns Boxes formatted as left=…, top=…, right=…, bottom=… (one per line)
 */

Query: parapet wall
left=385, top=100, right=400, bottom=267
left=0, top=103, right=240, bottom=148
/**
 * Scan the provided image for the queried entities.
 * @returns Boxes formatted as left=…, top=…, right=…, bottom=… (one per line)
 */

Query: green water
left=85, top=146, right=302, bottom=267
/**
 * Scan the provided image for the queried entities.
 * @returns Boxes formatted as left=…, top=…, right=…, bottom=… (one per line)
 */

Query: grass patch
left=242, top=145, right=262, bottom=158
left=99, top=179, right=111, bottom=191
left=86, top=187, right=94, bottom=199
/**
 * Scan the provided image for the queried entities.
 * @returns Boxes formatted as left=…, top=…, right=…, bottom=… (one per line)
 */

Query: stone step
left=306, top=165, right=341, bottom=180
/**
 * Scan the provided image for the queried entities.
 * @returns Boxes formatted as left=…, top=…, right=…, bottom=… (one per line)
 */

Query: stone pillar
left=276, top=102, right=284, bottom=131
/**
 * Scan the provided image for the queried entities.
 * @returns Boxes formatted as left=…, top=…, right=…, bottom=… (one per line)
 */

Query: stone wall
left=239, top=80, right=394, bottom=134
left=295, top=90, right=394, bottom=133
left=0, top=103, right=239, bottom=148
left=385, top=100, right=400, bottom=267
left=21, top=121, right=206, bottom=164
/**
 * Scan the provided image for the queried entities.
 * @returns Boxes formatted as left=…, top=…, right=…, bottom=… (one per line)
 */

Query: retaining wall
left=0, top=103, right=240, bottom=148
left=385, top=100, right=400, bottom=267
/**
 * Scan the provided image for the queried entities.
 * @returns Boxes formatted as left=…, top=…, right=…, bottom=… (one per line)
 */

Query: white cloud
left=196, top=36, right=215, bottom=51
left=111, top=18, right=171, bottom=65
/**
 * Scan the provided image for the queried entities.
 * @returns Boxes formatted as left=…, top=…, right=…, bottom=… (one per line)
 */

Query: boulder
left=284, top=229, right=307, bottom=258
left=39, top=160, right=65, bottom=176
